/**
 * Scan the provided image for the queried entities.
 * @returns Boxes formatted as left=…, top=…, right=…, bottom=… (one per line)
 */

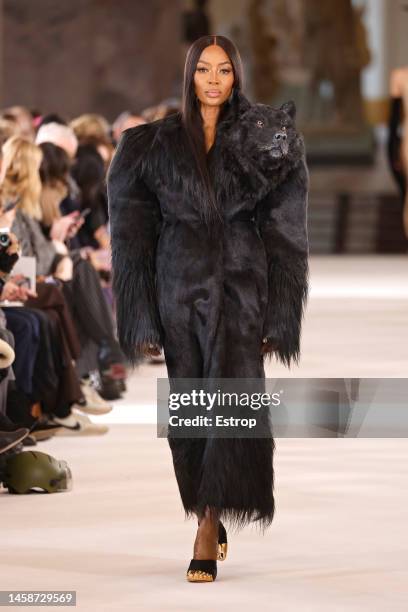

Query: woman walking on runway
left=388, top=66, right=408, bottom=239
left=108, top=35, right=309, bottom=582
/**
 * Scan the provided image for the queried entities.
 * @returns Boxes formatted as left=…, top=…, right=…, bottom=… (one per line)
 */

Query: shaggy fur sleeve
left=255, top=157, right=309, bottom=368
left=107, top=126, right=163, bottom=366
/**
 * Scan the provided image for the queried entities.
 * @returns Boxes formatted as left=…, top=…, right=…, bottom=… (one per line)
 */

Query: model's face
left=194, top=45, right=234, bottom=107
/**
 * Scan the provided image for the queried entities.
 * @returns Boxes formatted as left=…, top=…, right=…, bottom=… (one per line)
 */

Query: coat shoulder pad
left=149, top=112, right=183, bottom=145
left=117, top=113, right=182, bottom=163
left=109, top=121, right=162, bottom=181
left=118, top=121, right=161, bottom=157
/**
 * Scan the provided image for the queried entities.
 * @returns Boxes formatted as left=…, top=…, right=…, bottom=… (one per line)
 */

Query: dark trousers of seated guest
left=4, top=308, right=43, bottom=424
left=24, top=307, right=59, bottom=400
left=4, top=306, right=81, bottom=420
left=3, top=308, right=40, bottom=396
left=62, top=253, right=124, bottom=376
left=26, top=282, right=81, bottom=358
left=43, top=308, right=83, bottom=416
left=5, top=307, right=60, bottom=400
left=19, top=306, right=75, bottom=417
left=0, top=327, right=15, bottom=419
left=24, top=283, right=84, bottom=416
left=5, top=283, right=84, bottom=420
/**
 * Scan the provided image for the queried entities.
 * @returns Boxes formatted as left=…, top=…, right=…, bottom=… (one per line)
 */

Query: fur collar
left=144, top=89, right=304, bottom=207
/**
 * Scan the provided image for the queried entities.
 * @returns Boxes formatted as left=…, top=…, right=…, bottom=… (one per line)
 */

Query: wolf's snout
left=274, top=131, right=287, bottom=142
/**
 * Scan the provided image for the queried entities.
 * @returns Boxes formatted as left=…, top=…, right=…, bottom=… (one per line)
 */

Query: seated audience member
left=0, top=223, right=29, bottom=450
left=0, top=116, right=19, bottom=151
left=141, top=97, right=181, bottom=123
left=70, top=113, right=111, bottom=148
left=71, top=143, right=110, bottom=250
left=0, top=136, right=111, bottom=434
left=36, top=113, right=68, bottom=129
left=2, top=136, right=125, bottom=399
left=111, top=111, right=146, bottom=145
left=36, top=121, right=78, bottom=161
left=35, top=123, right=110, bottom=261
left=1, top=106, right=35, bottom=141
left=38, top=141, right=83, bottom=251
left=38, top=141, right=126, bottom=393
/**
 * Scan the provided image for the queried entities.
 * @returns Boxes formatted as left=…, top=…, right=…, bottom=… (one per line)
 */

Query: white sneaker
left=52, top=411, right=109, bottom=436
left=77, top=379, right=113, bottom=415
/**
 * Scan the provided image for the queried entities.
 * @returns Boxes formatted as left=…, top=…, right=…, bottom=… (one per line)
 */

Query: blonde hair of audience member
left=69, top=113, right=110, bottom=143
left=69, top=113, right=115, bottom=166
left=40, top=180, right=66, bottom=227
left=0, top=137, right=76, bottom=281
left=0, top=136, right=43, bottom=220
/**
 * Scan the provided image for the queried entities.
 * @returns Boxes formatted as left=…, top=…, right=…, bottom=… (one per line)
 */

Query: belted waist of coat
left=162, top=211, right=256, bottom=226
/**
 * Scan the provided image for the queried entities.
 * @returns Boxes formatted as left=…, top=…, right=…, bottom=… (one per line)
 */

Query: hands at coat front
left=140, top=342, right=162, bottom=357
left=260, top=337, right=279, bottom=356
left=141, top=340, right=275, bottom=358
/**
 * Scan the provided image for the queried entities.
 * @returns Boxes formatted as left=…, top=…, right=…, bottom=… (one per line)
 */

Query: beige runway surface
left=1, top=256, right=408, bottom=611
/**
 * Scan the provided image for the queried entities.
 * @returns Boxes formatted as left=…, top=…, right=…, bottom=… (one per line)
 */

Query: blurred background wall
left=1, top=0, right=408, bottom=255
left=0, top=0, right=183, bottom=118
left=1, top=0, right=408, bottom=120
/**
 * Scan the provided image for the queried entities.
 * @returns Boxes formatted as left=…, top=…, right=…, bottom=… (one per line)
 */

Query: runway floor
left=1, top=256, right=408, bottom=611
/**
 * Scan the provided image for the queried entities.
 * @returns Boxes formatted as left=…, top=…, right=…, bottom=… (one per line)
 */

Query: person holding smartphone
left=0, top=198, right=36, bottom=302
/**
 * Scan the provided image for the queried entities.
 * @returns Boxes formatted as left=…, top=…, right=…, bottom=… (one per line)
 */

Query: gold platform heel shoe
left=217, top=521, right=228, bottom=561
left=186, top=559, right=217, bottom=582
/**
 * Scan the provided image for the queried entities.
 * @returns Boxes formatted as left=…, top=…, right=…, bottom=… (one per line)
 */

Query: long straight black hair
left=181, top=35, right=244, bottom=226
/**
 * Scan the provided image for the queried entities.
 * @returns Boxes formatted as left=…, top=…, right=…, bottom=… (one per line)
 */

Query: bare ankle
left=193, top=507, right=218, bottom=560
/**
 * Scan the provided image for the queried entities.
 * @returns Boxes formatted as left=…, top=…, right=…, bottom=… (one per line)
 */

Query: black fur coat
left=107, top=89, right=309, bottom=377
left=107, top=89, right=309, bottom=528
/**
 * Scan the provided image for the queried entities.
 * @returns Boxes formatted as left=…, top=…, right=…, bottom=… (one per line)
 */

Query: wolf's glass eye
left=256, top=120, right=264, bottom=128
